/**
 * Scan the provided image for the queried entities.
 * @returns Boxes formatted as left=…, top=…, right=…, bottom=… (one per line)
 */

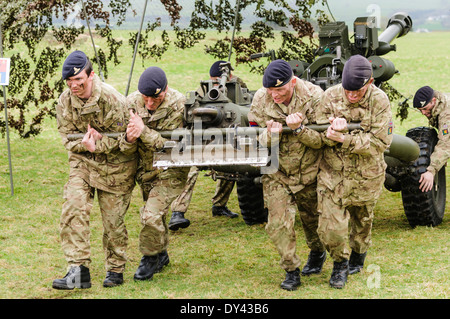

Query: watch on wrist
left=293, top=124, right=304, bottom=135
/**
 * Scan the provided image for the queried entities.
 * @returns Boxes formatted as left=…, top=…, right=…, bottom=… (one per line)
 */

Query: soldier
left=126, top=66, right=189, bottom=281
left=168, top=61, right=241, bottom=231
left=314, top=55, right=393, bottom=288
left=248, top=59, right=326, bottom=291
left=52, top=50, right=137, bottom=289
left=412, top=86, right=450, bottom=192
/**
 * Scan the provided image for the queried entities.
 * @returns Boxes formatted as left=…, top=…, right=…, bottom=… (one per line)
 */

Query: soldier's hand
left=286, top=112, right=304, bottom=130
left=82, top=128, right=96, bottom=152
left=87, top=124, right=102, bottom=141
left=126, top=109, right=144, bottom=143
left=329, top=117, right=347, bottom=132
left=326, top=125, right=345, bottom=143
left=419, top=171, right=434, bottom=192
left=266, top=119, right=283, bottom=134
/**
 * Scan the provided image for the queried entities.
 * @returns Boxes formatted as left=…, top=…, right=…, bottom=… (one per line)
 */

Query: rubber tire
left=236, top=178, right=268, bottom=226
left=400, top=126, right=446, bottom=227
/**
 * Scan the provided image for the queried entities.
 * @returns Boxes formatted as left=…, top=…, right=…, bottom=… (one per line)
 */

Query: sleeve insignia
left=388, top=121, right=393, bottom=135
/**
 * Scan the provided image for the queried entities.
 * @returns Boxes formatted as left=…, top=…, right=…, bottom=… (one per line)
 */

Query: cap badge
left=420, top=100, right=426, bottom=107
left=275, top=79, right=283, bottom=87
left=155, top=88, right=161, bottom=95
left=73, top=67, right=80, bottom=75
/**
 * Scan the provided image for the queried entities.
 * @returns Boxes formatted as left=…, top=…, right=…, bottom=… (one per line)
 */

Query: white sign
left=0, top=58, right=11, bottom=86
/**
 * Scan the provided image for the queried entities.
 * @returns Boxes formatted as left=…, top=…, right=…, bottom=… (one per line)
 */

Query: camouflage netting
left=0, top=0, right=330, bottom=138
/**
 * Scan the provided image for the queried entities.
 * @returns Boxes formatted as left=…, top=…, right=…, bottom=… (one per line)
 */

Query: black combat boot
left=168, top=211, right=190, bottom=231
left=52, top=265, right=91, bottom=290
left=212, top=206, right=238, bottom=218
left=155, top=250, right=170, bottom=273
left=103, top=271, right=124, bottom=288
left=280, top=268, right=301, bottom=291
left=329, top=259, right=349, bottom=289
left=134, top=255, right=159, bottom=281
left=301, top=250, right=327, bottom=276
left=349, top=251, right=367, bottom=275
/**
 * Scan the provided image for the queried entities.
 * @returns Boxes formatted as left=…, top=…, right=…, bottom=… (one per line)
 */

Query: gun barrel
left=378, top=12, right=412, bottom=44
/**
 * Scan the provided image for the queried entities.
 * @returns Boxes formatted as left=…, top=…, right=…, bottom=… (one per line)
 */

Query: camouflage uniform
left=170, top=166, right=200, bottom=213
left=127, top=88, right=189, bottom=256
left=315, top=84, right=393, bottom=262
left=426, top=91, right=450, bottom=175
left=56, top=74, right=138, bottom=273
left=249, top=78, right=325, bottom=271
left=170, top=167, right=234, bottom=212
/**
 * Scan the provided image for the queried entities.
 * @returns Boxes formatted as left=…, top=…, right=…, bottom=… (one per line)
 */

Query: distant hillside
left=325, top=0, right=450, bottom=31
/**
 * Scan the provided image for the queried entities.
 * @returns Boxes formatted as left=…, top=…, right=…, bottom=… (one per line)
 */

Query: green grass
left=0, top=30, right=449, bottom=299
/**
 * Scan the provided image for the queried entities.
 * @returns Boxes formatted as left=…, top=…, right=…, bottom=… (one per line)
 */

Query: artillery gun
left=68, top=13, right=445, bottom=227
left=295, top=12, right=445, bottom=227
left=152, top=12, right=445, bottom=228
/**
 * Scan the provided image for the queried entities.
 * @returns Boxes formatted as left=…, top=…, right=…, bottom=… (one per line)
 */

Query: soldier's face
left=66, top=70, right=94, bottom=99
left=210, top=76, right=220, bottom=87
left=344, top=79, right=373, bottom=104
left=267, top=77, right=296, bottom=105
left=417, top=98, right=436, bottom=118
left=142, top=88, right=167, bottom=111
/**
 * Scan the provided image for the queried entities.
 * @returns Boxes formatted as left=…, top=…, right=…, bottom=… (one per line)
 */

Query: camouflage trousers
left=212, top=179, right=235, bottom=207
left=138, top=167, right=189, bottom=256
left=60, top=175, right=132, bottom=272
left=263, top=179, right=324, bottom=271
left=317, top=188, right=375, bottom=262
left=170, top=166, right=235, bottom=213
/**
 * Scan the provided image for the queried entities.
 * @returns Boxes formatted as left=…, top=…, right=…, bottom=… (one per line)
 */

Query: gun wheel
left=236, top=178, right=268, bottom=226
left=400, top=126, right=446, bottom=227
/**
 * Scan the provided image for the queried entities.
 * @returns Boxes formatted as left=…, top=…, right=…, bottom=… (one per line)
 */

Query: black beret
left=263, top=59, right=293, bottom=88
left=138, top=66, right=168, bottom=97
left=62, top=50, right=88, bottom=80
left=341, top=55, right=373, bottom=91
left=413, top=86, right=434, bottom=108
left=210, top=60, right=227, bottom=78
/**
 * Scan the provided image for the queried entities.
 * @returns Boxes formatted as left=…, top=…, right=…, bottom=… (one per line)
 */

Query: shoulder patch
left=388, top=121, right=393, bottom=135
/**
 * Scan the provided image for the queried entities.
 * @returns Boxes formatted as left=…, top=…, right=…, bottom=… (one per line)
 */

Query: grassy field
left=0, top=29, right=449, bottom=300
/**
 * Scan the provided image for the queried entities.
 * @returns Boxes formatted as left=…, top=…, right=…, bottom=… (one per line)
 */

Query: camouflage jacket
left=315, top=84, right=393, bottom=205
left=249, top=78, right=323, bottom=193
left=56, top=74, right=137, bottom=195
left=126, top=87, right=186, bottom=184
left=427, top=91, right=450, bottom=175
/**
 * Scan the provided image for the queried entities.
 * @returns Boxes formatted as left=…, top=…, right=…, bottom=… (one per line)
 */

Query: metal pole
left=0, top=20, right=14, bottom=196
left=80, top=0, right=105, bottom=82
left=125, top=0, right=149, bottom=96
left=228, top=0, right=240, bottom=61
left=324, top=0, right=336, bottom=22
